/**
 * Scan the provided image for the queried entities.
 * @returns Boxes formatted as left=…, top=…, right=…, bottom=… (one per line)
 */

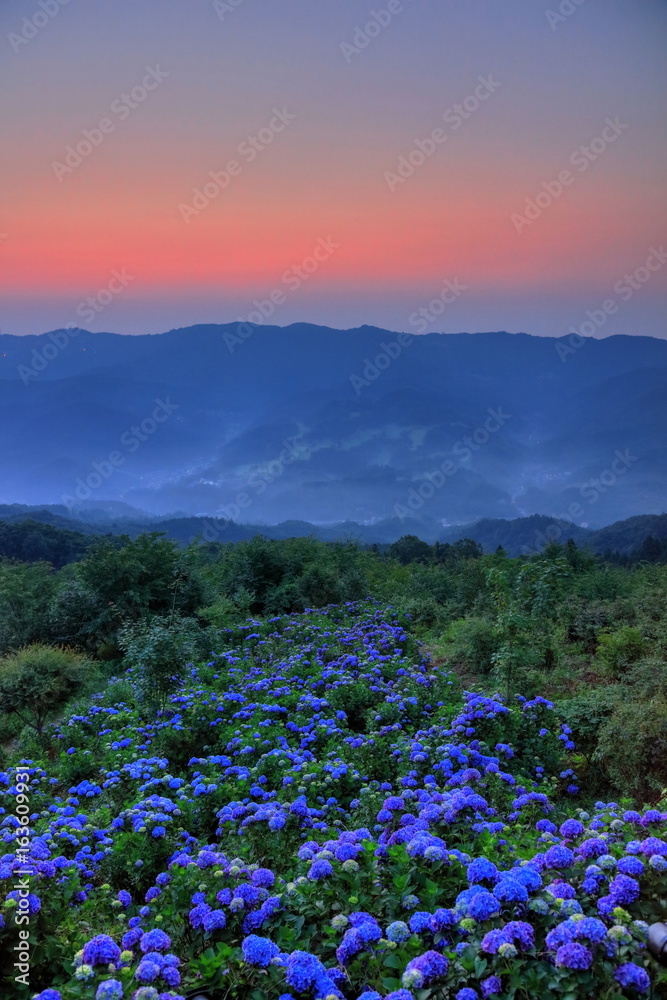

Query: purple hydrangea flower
left=82, top=934, right=121, bottom=967
left=481, top=975, right=502, bottom=997
left=614, top=962, right=650, bottom=991
left=140, top=929, right=171, bottom=953
left=609, top=874, right=640, bottom=905
left=308, top=859, right=333, bottom=880
left=555, top=942, right=593, bottom=969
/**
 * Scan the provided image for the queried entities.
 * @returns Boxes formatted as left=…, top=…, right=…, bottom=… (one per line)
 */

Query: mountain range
left=2, top=504, right=667, bottom=561
left=1, top=324, right=666, bottom=528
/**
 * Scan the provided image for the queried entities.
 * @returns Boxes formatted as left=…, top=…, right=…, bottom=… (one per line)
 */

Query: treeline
left=3, top=514, right=667, bottom=568
left=0, top=517, right=95, bottom=568
left=605, top=533, right=667, bottom=565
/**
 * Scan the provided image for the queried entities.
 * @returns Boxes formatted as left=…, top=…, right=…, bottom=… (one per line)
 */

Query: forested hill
left=1, top=506, right=666, bottom=565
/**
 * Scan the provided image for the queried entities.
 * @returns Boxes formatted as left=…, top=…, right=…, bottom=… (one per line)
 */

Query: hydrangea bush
left=2, top=602, right=666, bottom=999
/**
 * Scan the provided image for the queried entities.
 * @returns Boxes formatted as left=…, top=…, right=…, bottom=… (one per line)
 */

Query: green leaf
left=474, top=956, right=488, bottom=977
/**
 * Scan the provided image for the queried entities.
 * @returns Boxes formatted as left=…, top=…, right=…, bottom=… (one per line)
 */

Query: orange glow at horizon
left=3, top=173, right=660, bottom=297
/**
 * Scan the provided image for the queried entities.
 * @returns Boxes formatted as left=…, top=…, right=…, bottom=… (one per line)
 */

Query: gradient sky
left=2, top=0, right=666, bottom=337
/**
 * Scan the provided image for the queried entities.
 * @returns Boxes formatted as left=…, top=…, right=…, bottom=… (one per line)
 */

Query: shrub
left=596, top=697, right=667, bottom=800
left=564, top=600, right=613, bottom=654
left=119, top=614, right=207, bottom=708
left=558, top=687, right=620, bottom=762
left=596, top=625, right=646, bottom=679
left=0, top=644, right=92, bottom=734
left=445, top=616, right=498, bottom=675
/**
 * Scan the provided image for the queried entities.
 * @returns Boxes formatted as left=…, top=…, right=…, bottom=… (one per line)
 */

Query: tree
left=0, top=644, right=92, bottom=735
left=73, top=534, right=204, bottom=648
left=0, top=518, right=90, bottom=568
left=389, top=535, right=431, bottom=566
left=119, top=614, right=204, bottom=709
left=0, top=559, right=57, bottom=655
left=486, top=567, right=538, bottom=699
left=637, top=535, right=663, bottom=564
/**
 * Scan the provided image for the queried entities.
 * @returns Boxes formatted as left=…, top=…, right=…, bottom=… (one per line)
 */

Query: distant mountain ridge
left=1, top=324, right=666, bottom=525
left=2, top=503, right=666, bottom=559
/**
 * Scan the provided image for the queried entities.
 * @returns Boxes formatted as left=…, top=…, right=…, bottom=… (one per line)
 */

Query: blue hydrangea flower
left=121, top=928, right=142, bottom=949
left=468, top=890, right=500, bottom=921
left=203, top=909, right=227, bottom=932
left=386, top=920, right=410, bottom=943
left=242, top=935, right=280, bottom=967
left=95, top=980, right=124, bottom=1000
left=467, top=858, right=498, bottom=884
left=134, top=960, right=161, bottom=983
left=408, top=911, right=432, bottom=934
left=572, top=917, right=606, bottom=943
left=252, top=867, right=276, bottom=887
left=402, top=949, right=447, bottom=987
left=618, top=856, right=645, bottom=876
left=493, top=878, right=528, bottom=903
left=544, top=844, right=575, bottom=869
left=161, top=965, right=181, bottom=987
left=640, top=837, right=667, bottom=857
left=482, top=929, right=510, bottom=954
left=285, top=950, right=331, bottom=991
left=429, top=907, right=457, bottom=932
left=336, top=927, right=364, bottom=965
left=504, top=920, right=534, bottom=950
left=559, top=819, right=584, bottom=839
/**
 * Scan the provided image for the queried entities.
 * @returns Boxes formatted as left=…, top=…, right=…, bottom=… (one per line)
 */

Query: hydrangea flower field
left=3, top=602, right=667, bottom=999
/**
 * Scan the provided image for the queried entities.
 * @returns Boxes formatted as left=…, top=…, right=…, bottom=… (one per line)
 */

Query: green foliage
left=199, top=536, right=370, bottom=616
left=596, top=625, right=646, bottom=679
left=199, top=593, right=241, bottom=629
left=559, top=687, right=620, bottom=761
left=45, top=575, right=108, bottom=653
left=0, top=517, right=90, bottom=567
left=0, top=559, right=57, bottom=655
left=563, top=598, right=613, bottom=653
left=0, top=643, right=93, bottom=734
left=118, top=613, right=206, bottom=709
left=389, top=534, right=432, bottom=565
left=389, top=535, right=483, bottom=566
left=328, top=681, right=378, bottom=732
left=444, top=616, right=498, bottom=675
left=596, top=697, right=667, bottom=800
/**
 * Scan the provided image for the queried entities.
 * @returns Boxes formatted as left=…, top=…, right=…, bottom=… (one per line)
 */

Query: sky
left=1, top=0, right=666, bottom=338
